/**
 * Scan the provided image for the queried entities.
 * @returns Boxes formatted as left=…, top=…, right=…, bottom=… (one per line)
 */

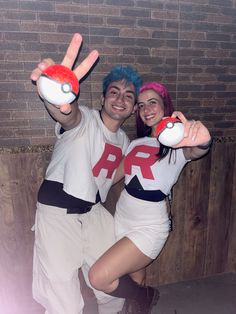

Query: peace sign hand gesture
left=31, top=33, right=99, bottom=114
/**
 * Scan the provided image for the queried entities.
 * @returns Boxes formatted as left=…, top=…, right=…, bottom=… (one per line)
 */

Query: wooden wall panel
left=181, top=154, right=211, bottom=280
left=225, top=146, right=236, bottom=272
left=0, top=139, right=235, bottom=313
left=0, top=151, right=51, bottom=314
left=204, top=142, right=236, bottom=275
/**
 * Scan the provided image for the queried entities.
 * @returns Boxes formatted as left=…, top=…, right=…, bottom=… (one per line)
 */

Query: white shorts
left=115, top=189, right=170, bottom=259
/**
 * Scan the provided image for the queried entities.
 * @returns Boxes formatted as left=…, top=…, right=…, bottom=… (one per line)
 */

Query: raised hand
left=31, top=33, right=99, bottom=114
left=171, top=111, right=211, bottom=148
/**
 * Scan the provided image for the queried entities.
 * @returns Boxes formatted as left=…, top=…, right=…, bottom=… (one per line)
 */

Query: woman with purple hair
left=89, top=82, right=212, bottom=314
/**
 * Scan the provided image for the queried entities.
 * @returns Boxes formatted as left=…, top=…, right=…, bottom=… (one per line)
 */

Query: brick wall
left=0, top=0, right=236, bottom=146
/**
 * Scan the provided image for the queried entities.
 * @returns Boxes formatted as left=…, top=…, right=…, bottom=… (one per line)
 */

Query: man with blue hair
left=102, top=64, right=142, bottom=98
left=31, top=33, right=151, bottom=314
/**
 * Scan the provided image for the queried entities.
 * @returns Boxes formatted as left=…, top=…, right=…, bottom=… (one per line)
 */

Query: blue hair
left=102, top=65, right=142, bottom=98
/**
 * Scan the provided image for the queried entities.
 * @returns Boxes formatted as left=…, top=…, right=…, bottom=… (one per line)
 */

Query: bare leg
left=88, top=236, right=152, bottom=293
left=129, top=268, right=146, bottom=285
left=89, top=237, right=159, bottom=314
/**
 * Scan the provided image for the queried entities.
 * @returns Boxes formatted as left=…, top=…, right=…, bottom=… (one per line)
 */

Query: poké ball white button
left=61, top=82, right=72, bottom=93
left=158, top=122, right=185, bottom=147
left=166, top=122, right=174, bottom=129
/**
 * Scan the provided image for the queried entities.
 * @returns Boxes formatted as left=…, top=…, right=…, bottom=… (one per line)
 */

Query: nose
left=117, top=93, right=124, bottom=103
left=142, top=103, right=149, bottom=112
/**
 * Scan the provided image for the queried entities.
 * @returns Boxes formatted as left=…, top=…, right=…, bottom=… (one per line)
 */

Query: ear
left=100, top=95, right=104, bottom=107
left=132, top=103, right=138, bottom=114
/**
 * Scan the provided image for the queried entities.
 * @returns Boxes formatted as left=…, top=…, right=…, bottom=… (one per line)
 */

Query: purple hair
left=136, top=82, right=174, bottom=138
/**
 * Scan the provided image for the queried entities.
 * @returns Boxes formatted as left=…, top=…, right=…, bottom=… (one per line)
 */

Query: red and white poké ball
left=155, top=117, right=185, bottom=147
left=37, top=64, right=79, bottom=106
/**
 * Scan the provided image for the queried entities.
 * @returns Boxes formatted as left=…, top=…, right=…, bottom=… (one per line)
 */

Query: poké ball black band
left=197, top=137, right=213, bottom=150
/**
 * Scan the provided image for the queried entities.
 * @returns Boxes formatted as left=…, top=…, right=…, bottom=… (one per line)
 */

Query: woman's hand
left=171, top=111, right=211, bottom=148
left=31, top=33, right=99, bottom=114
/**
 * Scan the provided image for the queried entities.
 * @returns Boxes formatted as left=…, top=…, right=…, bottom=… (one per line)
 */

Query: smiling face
left=137, top=89, right=165, bottom=135
left=101, top=79, right=136, bottom=130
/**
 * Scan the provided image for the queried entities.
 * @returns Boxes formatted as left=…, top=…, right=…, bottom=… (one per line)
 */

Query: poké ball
left=37, top=64, right=79, bottom=106
left=156, top=117, right=185, bottom=147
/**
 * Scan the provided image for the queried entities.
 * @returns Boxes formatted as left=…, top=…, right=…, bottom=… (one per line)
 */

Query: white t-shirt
left=124, top=136, right=188, bottom=196
left=45, top=106, right=129, bottom=203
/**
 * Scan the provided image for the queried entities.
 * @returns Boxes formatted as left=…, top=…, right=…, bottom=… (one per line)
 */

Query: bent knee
left=88, top=265, right=109, bottom=291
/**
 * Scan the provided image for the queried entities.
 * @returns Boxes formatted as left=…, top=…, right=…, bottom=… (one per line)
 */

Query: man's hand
left=31, top=33, right=99, bottom=114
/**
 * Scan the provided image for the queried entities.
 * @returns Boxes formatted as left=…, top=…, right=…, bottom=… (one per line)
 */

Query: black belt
left=125, top=185, right=166, bottom=202
left=67, top=192, right=101, bottom=214
left=38, top=179, right=101, bottom=214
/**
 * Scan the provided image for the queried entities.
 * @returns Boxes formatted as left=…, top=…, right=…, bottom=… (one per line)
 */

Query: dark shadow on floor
left=152, top=273, right=236, bottom=314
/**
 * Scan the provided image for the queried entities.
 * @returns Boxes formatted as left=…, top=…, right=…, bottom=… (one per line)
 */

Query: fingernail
left=74, top=33, right=82, bottom=42
left=31, top=74, right=37, bottom=81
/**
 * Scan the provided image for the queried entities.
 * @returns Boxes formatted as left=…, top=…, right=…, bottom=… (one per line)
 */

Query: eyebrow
left=137, top=97, right=158, bottom=104
left=108, top=85, right=135, bottom=95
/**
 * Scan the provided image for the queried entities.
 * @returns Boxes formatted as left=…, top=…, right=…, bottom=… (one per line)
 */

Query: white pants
left=32, top=202, right=124, bottom=314
left=115, top=189, right=170, bottom=259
